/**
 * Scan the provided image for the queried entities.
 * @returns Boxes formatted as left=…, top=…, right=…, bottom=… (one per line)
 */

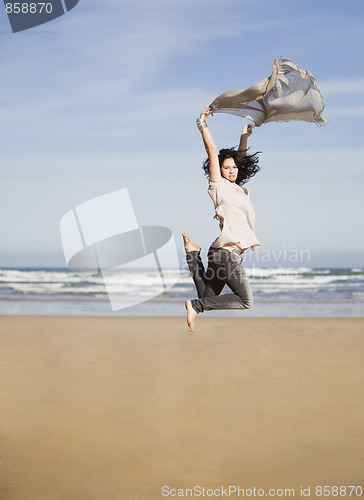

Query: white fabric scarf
left=210, top=58, right=326, bottom=127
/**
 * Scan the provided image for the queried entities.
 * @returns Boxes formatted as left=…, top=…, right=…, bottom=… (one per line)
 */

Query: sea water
left=0, top=267, right=363, bottom=317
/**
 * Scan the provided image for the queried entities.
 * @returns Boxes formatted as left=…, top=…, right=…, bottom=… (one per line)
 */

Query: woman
left=183, top=105, right=261, bottom=332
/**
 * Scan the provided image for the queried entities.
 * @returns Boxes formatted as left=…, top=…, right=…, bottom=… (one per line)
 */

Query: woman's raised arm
left=197, top=106, right=222, bottom=182
left=238, top=123, right=253, bottom=154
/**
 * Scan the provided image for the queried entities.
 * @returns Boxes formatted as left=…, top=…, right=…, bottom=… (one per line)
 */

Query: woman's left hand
left=242, top=123, right=253, bottom=137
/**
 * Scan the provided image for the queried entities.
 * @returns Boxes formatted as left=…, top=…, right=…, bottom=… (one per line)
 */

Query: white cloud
left=320, top=77, right=364, bottom=95
left=326, top=105, right=364, bottom=117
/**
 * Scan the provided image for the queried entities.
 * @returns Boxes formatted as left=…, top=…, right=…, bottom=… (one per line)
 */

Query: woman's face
left=221, top=158, right=238, bottom=182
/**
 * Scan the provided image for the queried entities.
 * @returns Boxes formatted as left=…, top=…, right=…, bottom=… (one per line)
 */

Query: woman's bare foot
left=185, top=300, right=197, bottom=333
left=182, top=233, right=201, bottom=253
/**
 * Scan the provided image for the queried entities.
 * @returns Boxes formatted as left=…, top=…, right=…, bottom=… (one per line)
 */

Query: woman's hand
left=200, top=105, right=212, bottom=121
left=241, top=123, right=253, bottom=137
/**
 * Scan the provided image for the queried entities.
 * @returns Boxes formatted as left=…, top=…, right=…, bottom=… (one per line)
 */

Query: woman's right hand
left=200, top=105, right=212, bottom=120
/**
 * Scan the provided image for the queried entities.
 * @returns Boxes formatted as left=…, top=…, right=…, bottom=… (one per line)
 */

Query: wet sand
left=1, top=316, right=364, bottom=499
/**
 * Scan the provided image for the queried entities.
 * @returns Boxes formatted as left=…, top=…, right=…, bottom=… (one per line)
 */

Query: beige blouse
left=208, top=178, right=260, bottom=251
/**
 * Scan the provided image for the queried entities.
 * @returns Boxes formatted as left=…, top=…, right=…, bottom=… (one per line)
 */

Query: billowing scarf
left=210, top=58, right=326, bottom=126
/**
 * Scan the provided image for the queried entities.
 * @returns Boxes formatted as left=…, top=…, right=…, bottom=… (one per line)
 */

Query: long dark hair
left=203, top=147, right=260, bottom=185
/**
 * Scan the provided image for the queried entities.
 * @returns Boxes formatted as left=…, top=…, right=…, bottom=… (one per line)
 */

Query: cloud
left=320, top=77, right=364, bottom=96
left=1, top=0, right=287, bottom=108
left=1, top=1, right=289, bottom=156
left=326, top=105, right=364, bottom=117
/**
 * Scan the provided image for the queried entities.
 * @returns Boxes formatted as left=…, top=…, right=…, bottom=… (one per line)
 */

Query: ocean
left=0, top=266, right=363, bottom=317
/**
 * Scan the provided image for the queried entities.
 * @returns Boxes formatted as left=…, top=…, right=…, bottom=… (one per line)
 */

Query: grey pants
left=187, top=247, right=253, bottom=313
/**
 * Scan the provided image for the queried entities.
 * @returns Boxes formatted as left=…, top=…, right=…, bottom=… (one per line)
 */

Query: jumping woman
left=183, top=105, right=261, bottom=332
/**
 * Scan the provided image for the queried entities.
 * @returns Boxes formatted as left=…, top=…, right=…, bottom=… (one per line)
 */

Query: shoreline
left=1, top=316, right=364, bottom=499
left=1, top=299, right=364, bottom=317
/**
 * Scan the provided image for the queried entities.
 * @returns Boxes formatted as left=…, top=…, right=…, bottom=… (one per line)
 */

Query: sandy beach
left=1, top=316, right=364, bottom=499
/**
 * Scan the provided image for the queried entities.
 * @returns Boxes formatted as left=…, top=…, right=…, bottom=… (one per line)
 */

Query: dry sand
left=1, top=316, right=364, bottom=499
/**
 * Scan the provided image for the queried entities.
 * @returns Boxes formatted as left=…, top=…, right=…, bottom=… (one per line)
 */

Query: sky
left=1, top=0, right=364, bottom=268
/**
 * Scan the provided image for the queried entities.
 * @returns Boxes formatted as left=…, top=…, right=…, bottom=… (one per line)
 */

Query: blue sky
left=1, top=0, right=363, bottom=268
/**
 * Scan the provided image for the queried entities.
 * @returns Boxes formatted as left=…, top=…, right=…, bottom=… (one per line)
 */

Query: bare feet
left=182, top=233, right=201, bottom=253
left=185, top=300, right=197, bottom=333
